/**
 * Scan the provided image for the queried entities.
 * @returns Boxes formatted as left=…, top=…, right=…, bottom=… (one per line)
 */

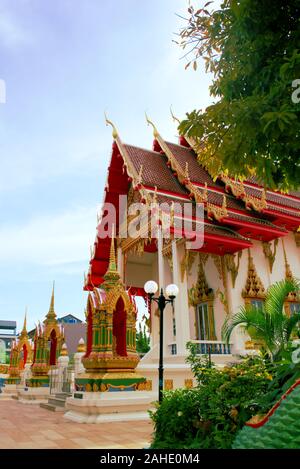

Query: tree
left=136, top=323, right=150, bottom=355
left=222, top=279, right=300, bottom=361
left=177, top=1, right=300, bottom=190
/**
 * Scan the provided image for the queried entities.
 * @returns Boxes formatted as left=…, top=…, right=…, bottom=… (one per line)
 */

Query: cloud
left=0, top=204, right=99, bottom=267
left=0, top=8, right=33, bottom=49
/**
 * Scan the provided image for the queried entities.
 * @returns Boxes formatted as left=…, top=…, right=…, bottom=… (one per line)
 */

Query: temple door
left=112, top=297, right=127, bottom=356
left=49, top=329, right=57, bottom=365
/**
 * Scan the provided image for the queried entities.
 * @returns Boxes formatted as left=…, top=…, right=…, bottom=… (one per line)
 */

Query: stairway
left=40, top=392, right=72, bottom=412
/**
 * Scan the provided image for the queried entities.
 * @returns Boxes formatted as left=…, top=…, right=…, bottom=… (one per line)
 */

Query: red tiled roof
left=123, top=144, right=187, bottom=195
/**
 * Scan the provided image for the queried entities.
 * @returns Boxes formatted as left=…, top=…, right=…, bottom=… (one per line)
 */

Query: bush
left=150, top=344, right=272, bottom=449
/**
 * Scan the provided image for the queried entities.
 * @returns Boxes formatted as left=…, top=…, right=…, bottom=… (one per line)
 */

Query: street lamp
left=144, top=280, right=179, bottom=403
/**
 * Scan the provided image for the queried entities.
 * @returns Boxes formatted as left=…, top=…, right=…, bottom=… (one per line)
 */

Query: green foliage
left=136, top=322, right=150, bottom=354
left=150, top=345, right=271, bottom=449
left=258, top=344, right=300, bottom=413
left=222, top=279, right=300, bottom=361
left=177, top=1, right=300, bottom=189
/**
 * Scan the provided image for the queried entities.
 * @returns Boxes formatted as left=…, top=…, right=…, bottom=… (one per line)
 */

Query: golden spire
left=104, top=112, right=118, bottom=139
left=45, top=281, right=57, bottom=322
left=108, top=225, right=117, bottom=272
left=21, top=307, right=27, bottom=334
left=145, top=113, right=159, bottom=138
left=103, top=225, right=121, bottom=287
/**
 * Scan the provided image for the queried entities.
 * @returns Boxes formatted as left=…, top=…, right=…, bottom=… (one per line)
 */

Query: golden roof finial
left=45, top=281, right=57, bottom=322
left=145, top=113, right=159, bottom=138
left=104, top=112, right=118, bottom=139
left=108, top=225, right=117, bottom=272
left=22, top=307, right=27, bottom=334
left=170, top=106, right=181, bottom=126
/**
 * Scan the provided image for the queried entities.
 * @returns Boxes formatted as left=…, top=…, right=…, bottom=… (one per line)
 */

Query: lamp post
left=144, top=280, right=179, bottom=403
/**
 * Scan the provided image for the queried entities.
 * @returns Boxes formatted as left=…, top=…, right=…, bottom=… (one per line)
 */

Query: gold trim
left=262, top=239, right=278, bottom=273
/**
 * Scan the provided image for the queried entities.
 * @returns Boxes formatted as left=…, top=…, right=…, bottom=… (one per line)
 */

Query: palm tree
left=222, top=279, right=300, bottom=361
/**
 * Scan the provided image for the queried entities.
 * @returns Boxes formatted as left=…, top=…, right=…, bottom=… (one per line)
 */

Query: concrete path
left=0, top=401, right=153, bottom=449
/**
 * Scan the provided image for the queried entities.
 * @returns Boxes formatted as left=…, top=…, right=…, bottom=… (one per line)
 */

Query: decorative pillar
left=74, top=338, right=86, bottom=376
left=172, top=240, right=191, bottom=356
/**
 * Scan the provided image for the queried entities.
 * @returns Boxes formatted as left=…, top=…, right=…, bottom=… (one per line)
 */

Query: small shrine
left=75, top=233, right=145, bottom=392
left=29, top=285, right=64, bottom=387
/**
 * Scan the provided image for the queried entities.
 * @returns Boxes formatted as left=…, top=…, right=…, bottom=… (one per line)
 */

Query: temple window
left=250, top=299, right=264, bottom=310
left=290, top=303, right=300, bottom=315
left=197, top=302, right=214, bottom=340
left=189, top=256, right=217, bottom=341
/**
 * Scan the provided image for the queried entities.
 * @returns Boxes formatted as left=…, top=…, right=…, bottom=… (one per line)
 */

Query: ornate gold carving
left=136, top=380, right=152, bottom=391
left=164, top=379, right=173, bottom=390
left=211, top=254, right=223, bottom=281
left=224, top=251, right=242, bottom=288
left=189, top=255, right=214, bottom=306
left=262, top=239, right=278, bottom=273
left=207, top=195, right=228, bottom=221
left=242, top=250, right=266, bottom=302
left=282, top=239, right=299, bottom=308
left=294, top=229, right=300, bottom=247
left=244, top=189, right=267, bottom=212
left=221, top=175, right=246, bottom=199
left=180, top=248, right=197, bottom=282
left=184, top=379, right=193, bottom=389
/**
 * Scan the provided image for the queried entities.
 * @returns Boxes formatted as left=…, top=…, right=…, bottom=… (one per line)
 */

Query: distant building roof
left=0, top=320, right=17, bottom=330
left=58, top=314, right=83, bottom=324
left=63, top=323, right=86, bottom=355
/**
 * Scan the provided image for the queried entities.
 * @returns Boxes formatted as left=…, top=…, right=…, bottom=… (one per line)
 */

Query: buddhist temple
left=81, top=116, right=300, bottom=389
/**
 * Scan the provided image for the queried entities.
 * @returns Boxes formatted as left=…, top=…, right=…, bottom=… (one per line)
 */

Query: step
left=40, top=403, right=65, bottom=412
left=55, top=393, right=72, bottom=399
left=48, top=398, right=66, bottom=407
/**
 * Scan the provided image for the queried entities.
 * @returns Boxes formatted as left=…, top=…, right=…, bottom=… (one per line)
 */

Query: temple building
left=82, top=117, right=300, bottom=388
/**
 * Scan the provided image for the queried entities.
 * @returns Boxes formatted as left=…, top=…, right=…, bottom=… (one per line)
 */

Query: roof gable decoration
left=242, top=249, right=266, bottom=301
left=145, top=114, right=228, bottom=222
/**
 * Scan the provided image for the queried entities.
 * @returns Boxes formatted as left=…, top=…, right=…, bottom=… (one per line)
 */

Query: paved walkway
left=0, top=401, right=153, bottom=449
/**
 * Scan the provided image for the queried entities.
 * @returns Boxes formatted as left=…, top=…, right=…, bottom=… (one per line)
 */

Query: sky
left=0, top=0, right=214, bottom=333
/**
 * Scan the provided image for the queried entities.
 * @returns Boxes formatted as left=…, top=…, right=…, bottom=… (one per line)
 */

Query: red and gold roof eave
left=150, top=136, right=290, bottom=243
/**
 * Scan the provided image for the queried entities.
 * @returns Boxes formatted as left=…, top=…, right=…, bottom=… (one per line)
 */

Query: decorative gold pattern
left=282, top=239, right=300, bottom=312
left=262, top=239, right=278, bottom=273
left=294, top=230, right=300, bottom=247
left=224, top=251, right=242, bottom=288
left=221, top=175, right=246, bottom=199
left=207, top=195, right=228, bottom=221
left=244, top=189, right=267, bottom=212
left=184, top=379, right=194, bottom=389
left=180, top=248, right=197, bottom=282
left=242, top=250, right=266, bottom=303
left=164, top=379, right=173, bottom=390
